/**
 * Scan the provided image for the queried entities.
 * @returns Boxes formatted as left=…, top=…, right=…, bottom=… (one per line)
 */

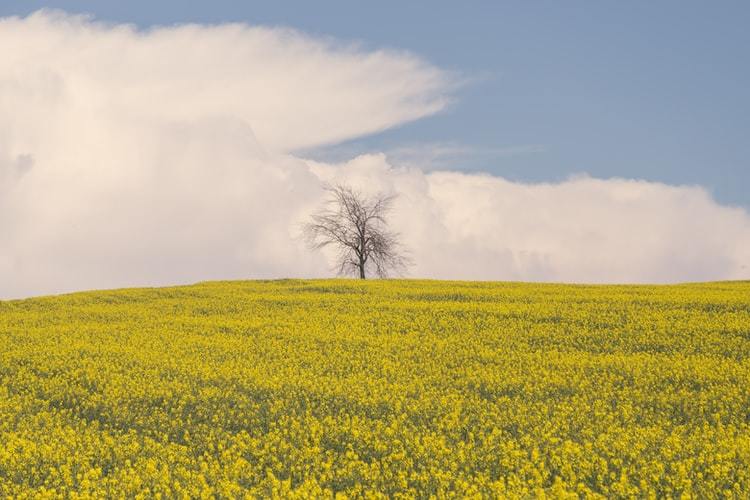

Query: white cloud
left=0, top=10, right=452, bottom=153
left=310, top=154, right=750, bottom=283
left=1, top=11, right=749, bottom=298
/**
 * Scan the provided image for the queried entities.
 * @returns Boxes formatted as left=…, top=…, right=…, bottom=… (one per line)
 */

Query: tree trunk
left=359, top=240, right=366, bottom=279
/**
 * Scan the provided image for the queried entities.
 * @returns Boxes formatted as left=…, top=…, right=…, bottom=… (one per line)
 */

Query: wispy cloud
left=384, top=142, right=547, bottom=170
left=302, top=141, right=547, bottom=171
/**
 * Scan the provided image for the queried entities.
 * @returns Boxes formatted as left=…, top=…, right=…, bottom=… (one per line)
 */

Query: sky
left=0, top=3, right=749, bottom=298
left=3, top=1, right=748, bottom=208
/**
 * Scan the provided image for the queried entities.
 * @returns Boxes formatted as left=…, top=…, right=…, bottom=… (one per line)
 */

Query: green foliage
left=1, top=280, right=749, bottom=497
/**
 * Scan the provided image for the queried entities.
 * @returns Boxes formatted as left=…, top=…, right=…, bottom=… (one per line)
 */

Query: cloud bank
left=1, top=11, right=748, bottom=298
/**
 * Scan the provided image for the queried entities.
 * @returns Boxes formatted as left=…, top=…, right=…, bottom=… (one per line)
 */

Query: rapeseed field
left=0, top=279, right=748, bottom=498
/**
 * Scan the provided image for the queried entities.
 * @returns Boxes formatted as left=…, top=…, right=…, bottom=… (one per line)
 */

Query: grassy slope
left=1, top=279, right=749, bottom=497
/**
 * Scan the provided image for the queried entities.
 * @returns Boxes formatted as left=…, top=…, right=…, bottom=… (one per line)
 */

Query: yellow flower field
left=1, top=280, right=749, bottom=498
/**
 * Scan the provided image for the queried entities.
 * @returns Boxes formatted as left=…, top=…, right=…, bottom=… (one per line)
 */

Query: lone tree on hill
left=303, top=184, right=410, bottom=279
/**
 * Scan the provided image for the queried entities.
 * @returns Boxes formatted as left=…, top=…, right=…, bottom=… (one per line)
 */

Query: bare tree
left=303, top=184, right=410, bottom=279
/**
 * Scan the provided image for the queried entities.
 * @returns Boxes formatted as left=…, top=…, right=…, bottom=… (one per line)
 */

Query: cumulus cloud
left=311, top=155, right=750, bottom=283
left=0, top=11, right=748, bottom=298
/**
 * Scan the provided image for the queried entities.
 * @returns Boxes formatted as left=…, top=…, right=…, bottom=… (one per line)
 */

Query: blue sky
left=2, top=1, right=748, bottom=208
